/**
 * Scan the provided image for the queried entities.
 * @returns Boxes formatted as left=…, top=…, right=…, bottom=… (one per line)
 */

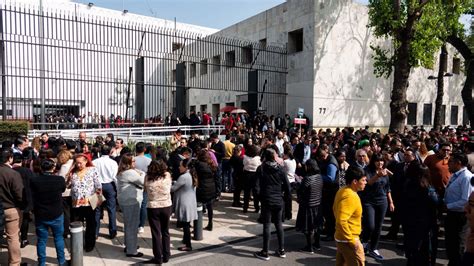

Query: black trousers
left=445, top=211, right=468, bottom=266
left=242, top=171, right=259, bottom=212
left=72, top=206, right=97, bottom=250
left=361, top=200, right=387, bottom=251
left=147, top=206, right=171, bottom=262
left=182, top=222, right=192, bottom=248
left=20, top=211, right=30, bottom=241
left=261, top=205, right=284, bottom=253
left=62, top=196, right=72, bottom=236
left=321, top=186, right=336, bottom=237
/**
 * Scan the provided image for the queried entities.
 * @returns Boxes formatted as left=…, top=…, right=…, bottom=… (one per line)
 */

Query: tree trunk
left=433, top=44, right=447, bottom=131
left=447, top=36, right=474, bottom=126
left=389, top=39, right=411, bottom=133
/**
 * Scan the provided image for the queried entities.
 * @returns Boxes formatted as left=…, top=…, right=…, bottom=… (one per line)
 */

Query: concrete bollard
left=193, top=203, right=203, bottom=241
left=70, top=221, right=84, bottom=266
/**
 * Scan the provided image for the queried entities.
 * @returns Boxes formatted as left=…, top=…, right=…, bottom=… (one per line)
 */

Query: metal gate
left=0, top=2, right=287, bottom=128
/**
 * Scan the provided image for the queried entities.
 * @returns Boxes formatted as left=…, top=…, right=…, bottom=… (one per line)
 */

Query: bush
left=0, top=121, right=28, bottom=142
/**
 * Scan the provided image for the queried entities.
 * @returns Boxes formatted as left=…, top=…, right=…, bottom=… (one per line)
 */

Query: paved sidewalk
left=0, top=193, right=297, bottom=265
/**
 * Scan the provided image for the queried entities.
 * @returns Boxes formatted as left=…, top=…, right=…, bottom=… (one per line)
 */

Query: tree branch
left=447, top=35, right=472, bottom=60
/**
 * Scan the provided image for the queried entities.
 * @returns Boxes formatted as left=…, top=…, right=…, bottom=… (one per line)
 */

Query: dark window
left=200, top=104, right=207, bottom=112
left=423, top=103, right=432, bottom=125
left=190, top=62, right=196, bottom=78
left=172, top=69, right=176, bottom=82
left=407, top=103, right=417, bottom=125
left=200, top=59, right=208, bottom=75
left=441, top=105, right=446, bottom=126
left=451, top=105, right=458, bottom=125
left=463, top=106, right=470, bottom=125
left=242, top=45, right=252, bottom=64
left=259, top=38, right=267, bottom=49
left=453, top=57, right=461, bottom=75
left=225, top=50, right=235, bottom=68
left=288, top=28, right=303, bottom=53
left=212, top=55, right=221, bottom=72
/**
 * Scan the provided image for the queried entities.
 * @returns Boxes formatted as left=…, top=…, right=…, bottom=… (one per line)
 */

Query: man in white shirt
left=135, top=142, right=152, bottom=233
left=93, top=145, right=118, bottom=239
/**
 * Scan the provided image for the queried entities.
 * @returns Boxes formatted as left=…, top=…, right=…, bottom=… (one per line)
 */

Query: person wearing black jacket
left=194, top=150, right=218, bottom=231
left=210, top=133, right=225, bottom=193
left=30, top=159, right=67, bottom=266
left=254, top=148, right=291, bottom=261
left=12, top=153, right=35, bottom=248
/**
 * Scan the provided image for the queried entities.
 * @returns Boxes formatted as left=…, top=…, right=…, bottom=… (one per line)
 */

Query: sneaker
left=299, top=246, right=314, bottom=254
left=254, top=251, right=270, bottom=261
left=275, top=249, right=286, bottom=258
left=138, top=227, right=145, bottom=234
left=368, top=249, right=384, bottom=261
left=312, top=243, right=321, bottom=251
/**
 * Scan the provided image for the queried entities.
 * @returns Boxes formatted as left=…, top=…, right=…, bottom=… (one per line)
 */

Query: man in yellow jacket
left=333, top=166, right=367, bottom=266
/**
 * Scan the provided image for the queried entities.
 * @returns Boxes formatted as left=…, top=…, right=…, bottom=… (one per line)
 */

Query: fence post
left=70, top=221, right=84, bottom=266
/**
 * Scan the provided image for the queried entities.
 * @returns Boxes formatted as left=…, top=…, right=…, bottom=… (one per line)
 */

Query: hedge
left=0, top=121, right=29, bottom=142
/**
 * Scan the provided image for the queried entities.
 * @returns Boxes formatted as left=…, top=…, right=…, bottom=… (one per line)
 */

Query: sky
left=70, top=0, right=370, bottom=29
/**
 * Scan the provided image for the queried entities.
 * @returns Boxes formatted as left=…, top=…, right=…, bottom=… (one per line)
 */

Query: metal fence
left=0, top=2, right=287, bottom=127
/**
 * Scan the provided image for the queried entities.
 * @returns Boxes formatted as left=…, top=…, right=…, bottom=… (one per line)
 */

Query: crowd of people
left=0, top=120, right=473, bottom=265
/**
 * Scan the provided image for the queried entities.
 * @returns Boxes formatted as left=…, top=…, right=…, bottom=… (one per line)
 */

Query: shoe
left=312, top=243, right=321, bottom=251
left=143, top=258, right=162, bottom=264
left=123, top=246, right=140, bottom=253
left=254, top=251, right=270, bottom=261
left=368, top=249, right=384, bottom=261
left=300, top=246, right=314, bottom=254
left=275, top=249, right=286, bottom=258
left=138, top=227, right=145, bottom=234
left=20, top=240, right=29, bottom=248
left=163, top=257, right=169, bottom=263
left=178, top=246, right=192, bottom=252
left=126, top=252, right=144, bottom=257
left=109, top=231, right=117, bottom=239
left=84, top=246, right=94, bottom=252
left=205, top=224, right=213, bottom=231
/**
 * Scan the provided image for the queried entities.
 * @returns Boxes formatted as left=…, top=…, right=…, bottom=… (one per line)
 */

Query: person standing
left=222, top=135, right=235, bottom=193
left=135, top=142, right=152, bottom=234
left=210, top=133, right=225, bottom=194
left=30, top=159, right=67, bottom=266
left=253, top=149, right=291, bottom=261
left=194, top=150, right=218, bottom=231
left=242, top=145, right=261, bottom=213
left=0, top=148, right=23, bottom=265
left=68, top=153, right=102, bottom=252
left=424, top=143, right=452, bottom=200
left=144, top=160, right=172, bottom=264
left=116, top=154, right=146, bottom=257
left=171, top=158, right=198, bottom=251
left=92, top=145, right=118, bottom=239
left=333, top=166, right=367, bottom=266
left=462, top=192, right=474, bottom=265
left=444, top=153, right=473, bottom=266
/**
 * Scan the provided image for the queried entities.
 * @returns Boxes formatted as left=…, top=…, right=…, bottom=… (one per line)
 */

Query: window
left=407, top=103, right=417, bottom=125
left=200, top=59, right=208, bottom=75
left=190, top=62, right=196, bottom=78
left=451, top=105, right=458, bottom=125
left=212, top=55, right=221, bottom=72
left=441, top=104, right=446, bottom=126
left=172, top=69, right=176, bottom=82
left=226, top=102, right=235, bottom=107
left=200, top=104, right=207, bottom=112
left=423, top=103, right=432, bottom=125
left=172, top=42, right=183, bottom=52
left=190, top=105, right=196, bottom=112
left=259, top=38, right=267, bottom=49
left=463, top=106, right=470, bottom=125
left=225, top=50, right=235, bottom=68
left=242, top=45, right=252, bottom=64
left=453, top=57, right=461, bottom=75
left=288, top=28, right=303, bottom=53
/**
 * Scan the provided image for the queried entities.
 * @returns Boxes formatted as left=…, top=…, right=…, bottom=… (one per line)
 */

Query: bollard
left=70, top=221, right=84, bottom=266
left=193, top=202, right=203, bottom=241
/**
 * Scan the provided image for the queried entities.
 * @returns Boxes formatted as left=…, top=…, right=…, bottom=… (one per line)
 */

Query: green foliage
left=155, top=139, right=172, bottom=154
left=466, top=19, right=474, bottom=51
left=368, top=0, right=471, bottom=78
left=0, top=121, right=29, bottom=142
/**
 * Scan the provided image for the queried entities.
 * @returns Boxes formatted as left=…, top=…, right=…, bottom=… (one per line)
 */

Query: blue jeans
left=221, top=159, right=233, bottom=191
left=95, top=182, right=117, bottom=237
left=139, top=191, right=148, bottom=228
left=36, top=214, right=65, bottom=266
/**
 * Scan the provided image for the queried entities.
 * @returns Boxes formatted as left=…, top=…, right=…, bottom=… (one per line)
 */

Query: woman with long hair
left=144, top=159, right=172, bottom=264
left=360, top=153, right=394, bottom=261
left=334, top=150, right=350, bottom=189
left=401, top=163, right=439, bottom=265
left=242, top=144, right=261, bottom=213
left=230, top=145, right=244, bottom=208
left=67, top=153, right=102, bottom=252
left=116, top=153, right=146, bottom=257
left=194, top=150, right=217, bottom=231
left=171, top=158, right=198, bottom=251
